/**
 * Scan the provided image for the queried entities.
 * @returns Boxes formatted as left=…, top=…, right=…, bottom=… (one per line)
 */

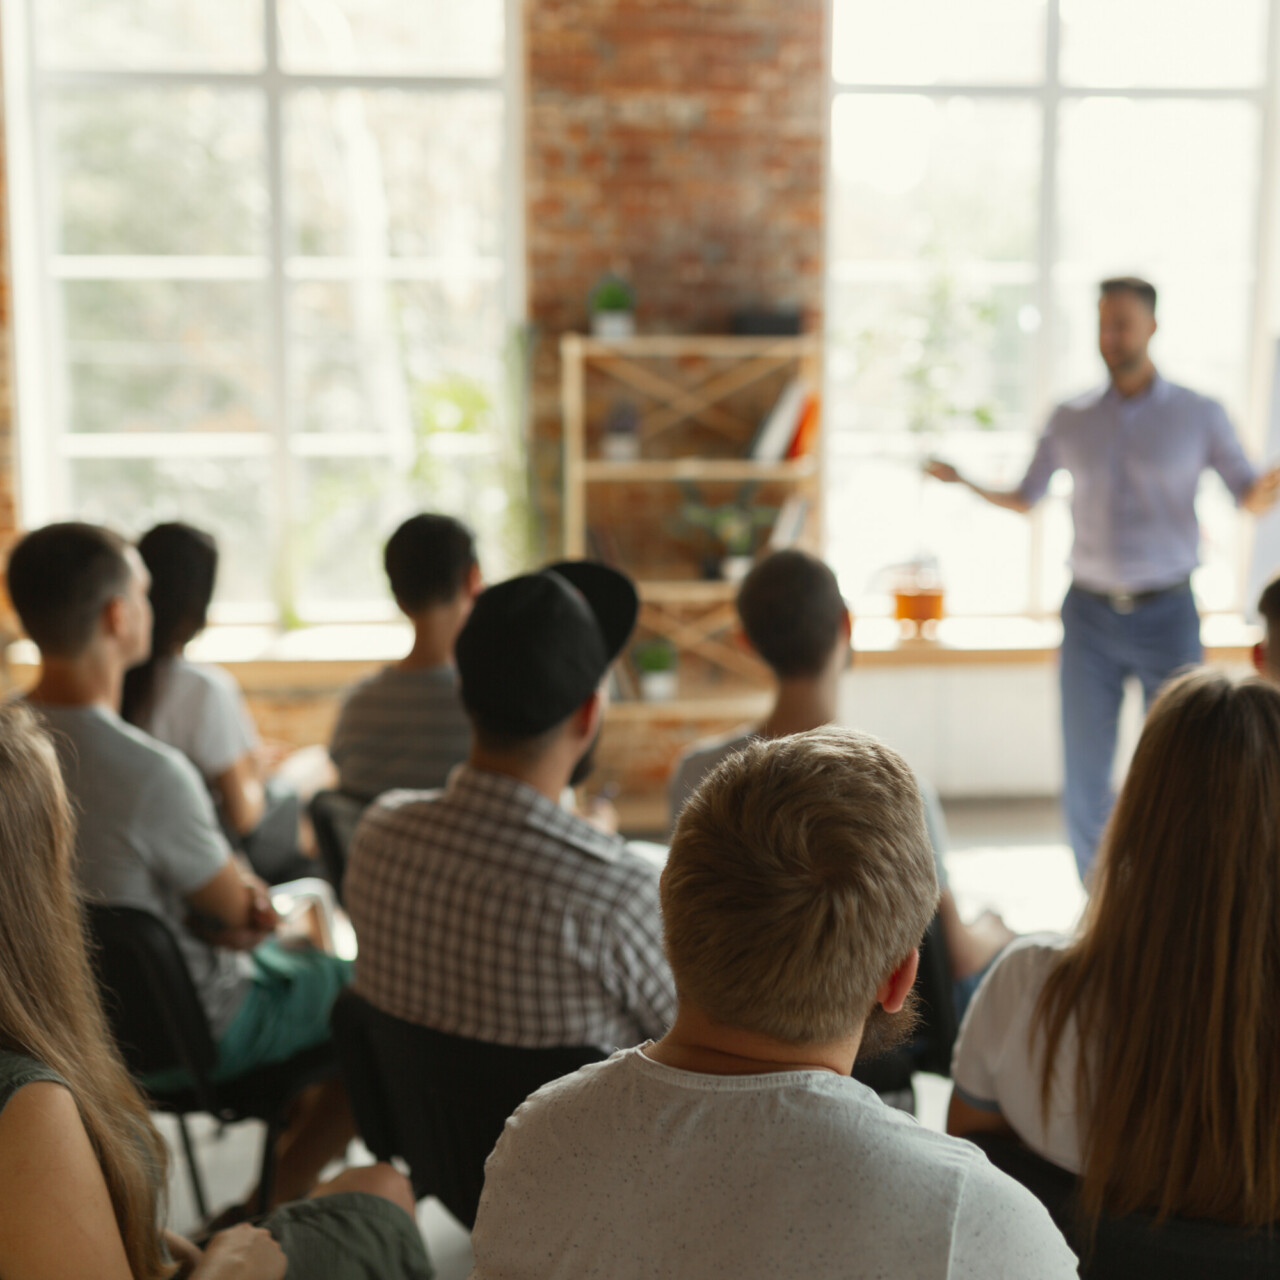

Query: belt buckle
left=1111, top=592, right=1135, bottom=615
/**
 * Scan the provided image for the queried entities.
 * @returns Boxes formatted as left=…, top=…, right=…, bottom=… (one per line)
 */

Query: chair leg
left=176, top=1115, right=209, bottom=1222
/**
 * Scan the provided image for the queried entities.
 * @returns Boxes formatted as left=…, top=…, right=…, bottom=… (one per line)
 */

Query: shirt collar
left=445, top=763, right=626, bottom=863
left=1104, top=368, right=1166, bottom=406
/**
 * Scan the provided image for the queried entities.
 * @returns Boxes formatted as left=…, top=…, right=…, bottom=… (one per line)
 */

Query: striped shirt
left=345, top=766, right=676, bottom=1051
left=329, top=663, right=471, bottom=801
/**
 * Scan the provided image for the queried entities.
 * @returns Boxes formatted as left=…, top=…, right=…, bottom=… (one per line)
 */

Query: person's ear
left=466, top=562, right=483, bottom=598
left=733, top=625, right=755, bottom=656
left=1254, top=640, right=1267, bottom=675
left=875, top=949, right=919, bottom=1014
left=572, top=688, right=603, bottom=741
left=100, top=594, right=127, bottom=641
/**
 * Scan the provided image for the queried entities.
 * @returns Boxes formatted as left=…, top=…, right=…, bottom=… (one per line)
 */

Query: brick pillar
left=524, top=0, right=828, bottom=554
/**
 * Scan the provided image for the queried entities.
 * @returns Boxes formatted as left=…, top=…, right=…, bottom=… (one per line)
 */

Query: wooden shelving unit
left=561, top=333, right=822, bottom=831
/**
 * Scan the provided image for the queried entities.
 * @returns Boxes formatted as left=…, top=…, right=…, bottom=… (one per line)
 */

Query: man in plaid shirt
left=345, top=561, right=676, bottom=1051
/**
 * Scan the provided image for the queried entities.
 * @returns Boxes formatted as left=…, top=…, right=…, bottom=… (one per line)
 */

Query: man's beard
left=854, top=989, right=920, bottom=1064
left=568, top=727, right=600, bottom=788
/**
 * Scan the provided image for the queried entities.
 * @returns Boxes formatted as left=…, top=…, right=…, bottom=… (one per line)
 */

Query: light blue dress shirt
left=1017, top=373, right=1257, bottom=594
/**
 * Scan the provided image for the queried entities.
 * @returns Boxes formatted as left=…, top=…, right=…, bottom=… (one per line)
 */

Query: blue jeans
left=1060, top=582, right=1202, bottom=882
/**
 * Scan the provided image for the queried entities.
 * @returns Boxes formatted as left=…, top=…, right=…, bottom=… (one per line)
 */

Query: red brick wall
left=524, top=0, right=828, bottom=550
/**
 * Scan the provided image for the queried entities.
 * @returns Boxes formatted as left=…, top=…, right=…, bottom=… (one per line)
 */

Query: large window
left=5, top=0, right=525, bottom=623
left=827, top=0, right=1280, bottom=618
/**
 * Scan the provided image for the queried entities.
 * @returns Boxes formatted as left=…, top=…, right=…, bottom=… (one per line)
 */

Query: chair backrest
left=308, top=789, right=368, bottom=902
left=332, top=988, right=604, bottom=1227
left=85, top=902, right=218, bottom=1100
left=968, top=1131, right=1280, bottom=1280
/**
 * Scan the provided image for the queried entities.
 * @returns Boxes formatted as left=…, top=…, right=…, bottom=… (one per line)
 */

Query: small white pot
left=720, top=555, right=753, bottom=583
left=639, top=670, right=678, bottom=702
left=591, top=310, right=636, bottom=339
left=601, top=433, right=640, bottom=462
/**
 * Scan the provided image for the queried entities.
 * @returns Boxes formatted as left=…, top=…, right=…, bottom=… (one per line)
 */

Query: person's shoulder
left=1161, top=378, right=1228, bottom=419
left=38, top=704, right=192, bottom=779
left=354, top=786, right=447, bottom=842
left=1054, top=384, right=1108, bottom=419
left=672, top=726, right=755, bottom=794
left=172, top=658, right=241, bottom=701
left=501, top=1049, right=642, bottom=1136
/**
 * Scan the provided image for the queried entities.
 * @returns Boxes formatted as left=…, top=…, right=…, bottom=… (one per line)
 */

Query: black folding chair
left=86, top=903, right=337, bottom=1219
left=967, top=1131, right=1280, bottom=1279
left=332, top=988, right=604, bottom=1227
left=308, top=789, right=369, bottom=904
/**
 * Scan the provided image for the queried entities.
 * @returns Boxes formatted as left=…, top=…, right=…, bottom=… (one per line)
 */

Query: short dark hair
left=384, top=514, right=476, bottom=613
left=736, top=550, right=847, bottom=679
left=1258, top=573, right=1280, bottom=627
left=8, top=523, right=133, bottom=657
left=1100, top=276, right=1157, bottom=314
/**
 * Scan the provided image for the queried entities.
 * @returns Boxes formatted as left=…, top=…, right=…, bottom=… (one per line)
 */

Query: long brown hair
left=1034, top=667, right=1280, bottom=1225
left=0, top=703, right=173, bottom=1277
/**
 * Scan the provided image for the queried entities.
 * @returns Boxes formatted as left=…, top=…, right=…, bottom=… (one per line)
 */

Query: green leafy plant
left=589, top=274, right=635, bottom=314
left=678, top=483, right=777, bottom=559
left=633, top=637, right=677, bottom=673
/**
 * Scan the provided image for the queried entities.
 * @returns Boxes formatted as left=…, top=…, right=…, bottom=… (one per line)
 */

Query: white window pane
left=36, top=0, right=263, bottom=71
left=49, top=90, right=267, bottom=256
left=1060, top=0, right=1268, bottom=88
left=67, top=457, right=275, bottom=606
left=290, top=279, right=504, bottom=435
left=61, top=280, right=269, bottom=435
left=286, top=89, right=503, bottom=260
left=830, top=96, right=1039, bottom=263
left=279, top=0, right=502, bottom=75
left=832, top=0, right=1046, bottom=85
left=1056, top=99, right=1256, bottom=405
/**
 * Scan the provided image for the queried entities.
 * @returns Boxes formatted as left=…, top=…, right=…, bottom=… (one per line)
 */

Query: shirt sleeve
left=948, top=1154, right=1078, bottom=1278
left=189, top=665, right=258, bottom=778
left=137, top=750, right=233, bottom=896
left=1204, top=397, right=1258, bottom=503
left=950, top=943, right=1026, bottom=1111
left=604, top=866, right=678, bottom=1041
left=1014, top=411, right=1062, bottom=507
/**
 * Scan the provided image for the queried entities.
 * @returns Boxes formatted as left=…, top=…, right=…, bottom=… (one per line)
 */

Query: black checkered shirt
left=345, top=766, right=676, bottom=1050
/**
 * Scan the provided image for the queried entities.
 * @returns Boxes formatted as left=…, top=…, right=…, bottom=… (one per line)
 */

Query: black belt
left=1072, top=578, right=1191, bottom=615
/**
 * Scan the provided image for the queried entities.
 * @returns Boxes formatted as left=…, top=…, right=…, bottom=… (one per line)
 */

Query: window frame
left=2, top=0, right=526, bottom=624
left=824, top=0, right=1280, bottom=619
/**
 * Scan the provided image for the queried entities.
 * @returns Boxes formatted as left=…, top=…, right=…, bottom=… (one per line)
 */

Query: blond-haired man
left=469, top=729, right=1077, bottom=1279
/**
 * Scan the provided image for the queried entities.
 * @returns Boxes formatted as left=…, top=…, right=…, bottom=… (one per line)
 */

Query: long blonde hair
left=1034, top=668, right=1280, bottom=1225
left=0, top=703, right=173, bottom=1277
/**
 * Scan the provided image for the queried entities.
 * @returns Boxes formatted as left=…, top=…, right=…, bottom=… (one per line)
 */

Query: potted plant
left=633, top=637, right=678, bottom=702
left=601, top=398, right=640, bottom=461
left=678, top=484, right=777, bottom=582
left=589, top=274, right=636, bottom=339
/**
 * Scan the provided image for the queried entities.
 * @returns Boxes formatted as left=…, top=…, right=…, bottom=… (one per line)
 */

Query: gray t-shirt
left=470, top=1047, right=1077, bottom=1279
left=330, top=663, right=471, bottom=801
left=669, top=727, right=951, bottom=888
left=141, top=657, right=258, bottom=782
left=31, top=703, right=252, bottom=1036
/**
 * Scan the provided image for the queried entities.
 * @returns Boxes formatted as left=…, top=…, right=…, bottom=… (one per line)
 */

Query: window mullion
left=263, top=0, right=294, bottom=625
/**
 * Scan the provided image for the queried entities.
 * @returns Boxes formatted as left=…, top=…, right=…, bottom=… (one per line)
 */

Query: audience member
left=122, top=522, right=318, bottom=883
left=669, top=549, right=1013, bottom=1007
left=949, top=667, right=1280, bottom=1227
left=329, top=513, right=479, bottom=800
left=7, top=522, right=354, bottom=1211
left=345, top=561, right=675, bottom=1051
left=1254, top=571, right=1280, bottom=680
left=0, top=701, right=431, bottom=1280
left=471, top=729, right=1077, bottom=1278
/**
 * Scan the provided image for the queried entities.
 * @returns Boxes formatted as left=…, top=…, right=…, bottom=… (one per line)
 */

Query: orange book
left=786, top=394, right=820, bottom=458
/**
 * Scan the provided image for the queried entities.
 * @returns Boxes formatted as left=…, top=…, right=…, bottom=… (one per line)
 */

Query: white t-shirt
left=469, top=1046, right=1077, bottom=1280
left=141, top=657, right=258, bottom=782
left=950, top=934, right=1084, bottom=1174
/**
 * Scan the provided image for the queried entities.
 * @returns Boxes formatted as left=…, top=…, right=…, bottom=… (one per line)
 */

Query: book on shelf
left=785, top=393, right=820, bottom=459
left=767, top=495, right=810, bottom=550
left=748, top=377, right=809, bottom=461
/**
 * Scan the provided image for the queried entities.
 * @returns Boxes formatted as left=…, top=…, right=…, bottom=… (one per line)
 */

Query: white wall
left=836, top=662, right=1152, bottom=798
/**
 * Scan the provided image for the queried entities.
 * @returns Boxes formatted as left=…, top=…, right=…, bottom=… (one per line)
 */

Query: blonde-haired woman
left=0, top=703, right=430, bottom=1279
left=948, top=667, right=1280, bottom=1227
